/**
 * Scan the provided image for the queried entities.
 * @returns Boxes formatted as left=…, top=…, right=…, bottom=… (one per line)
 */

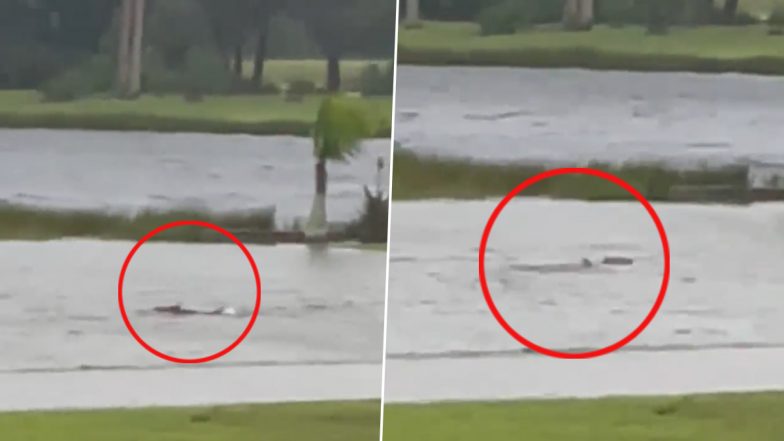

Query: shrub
left=287, top=79, right=317, bottom=95
left=770, top=5, right=784, bottom=34
left=346, top=186, right=389, bottom=243
left=359, top=63, right=394, bottom=96
left=477, top=0, right=532, bottom=36
left=39, top=54, right=114, bottom=102
left=597, top=0, right=636, bottom=26
left=285, top=79, right=317, bottom=101
left=259, top=82, right=282, bottom=95
left=180, top=47, right=233, bottom=100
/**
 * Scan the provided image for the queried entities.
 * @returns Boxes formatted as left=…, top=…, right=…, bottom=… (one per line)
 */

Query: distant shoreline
left=398, top=22, right=784, bottom=76
left=0, top=91, right=392, bottom=138
left=391, top=149, right=781, bottom=203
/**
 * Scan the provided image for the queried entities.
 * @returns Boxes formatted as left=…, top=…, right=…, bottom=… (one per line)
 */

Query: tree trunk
left=578, top=0, right=594, bottom=29
left=564, top=0, right=593, bottom=30
left=116, top=0, right=132, bottom=96
left=326, top=55, right=340, bottom=92
left=646, top=0, right=668, bottom=34
left=233, top=44, right=243, bottom=77
left=563, top=0, right=579, bottom=29
left=251, top=13, right=271, bottom=86
left=305, top=159, right=328, bottom=239
left=723, top=0, right=739, bottom=22
left=405, top=0, right=420, bottom=26
left=128, top=0, right=145, bottom=97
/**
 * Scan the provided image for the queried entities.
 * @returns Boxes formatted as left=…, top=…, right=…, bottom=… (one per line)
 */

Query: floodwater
left=0, top=240, right=386, bottom=410
left=395, top=66, right=784, bottom=165
left=387, top=65, right=784, bottom=402
left=0, top=129, right=390, bottom=223
left=385, top=200, right=784, bottom=400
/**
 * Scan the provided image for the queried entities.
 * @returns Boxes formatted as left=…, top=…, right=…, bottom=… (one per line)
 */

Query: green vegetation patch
left=398, top=22, right=784, bottom=74
left=392, top=149, right=750, bottom=202
left=0, top=400, right=380, bottom=441
left=0, top=91, right=392, bottom=137
left=384, top=392, right=784, bottom=441
left=0, top=204, right=275, bottom=243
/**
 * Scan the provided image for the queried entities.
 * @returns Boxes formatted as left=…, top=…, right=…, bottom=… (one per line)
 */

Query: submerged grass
left=398, top=22, right=784, bottom=74
left=0, top=400, right=380, bottom=441
left=0, top=204, right=275, bottom=243
left=384, top=392, right=784, bottom=441
left=0, top=91, right=392, bottom=137
left=392, top=149, right=750, bottom=202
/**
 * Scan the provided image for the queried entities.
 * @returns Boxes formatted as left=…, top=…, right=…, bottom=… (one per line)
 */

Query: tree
left=128, top=0, right=145, bottom=96
left=250, top=0, right=283, bottom=86
left=723, top=0, right=739, bottom=22
left=116, top=0, right=131, bottom=92
left=115, top=0, right=144, bottom=98
left=289, top=0, right=395, bottom=92
left=304, top=96, right=377, bottom=239
left=405, top=0, right=421, bottom=27
left=563, top=0, right=594, bottom=30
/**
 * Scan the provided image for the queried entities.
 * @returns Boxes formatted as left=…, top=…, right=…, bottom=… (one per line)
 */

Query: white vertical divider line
left=378, top=1, right=402, bottom=440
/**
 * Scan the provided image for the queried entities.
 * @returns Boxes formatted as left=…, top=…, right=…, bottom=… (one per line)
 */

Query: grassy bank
left=398, top=22, right=784, bottom=75
left=384, top=392, right=784, bottom=441
left=392, top=149, right=751, bottom=202
left=242, top=59, right=385, bottom=90
left=0, top=204, right=276, bottom=243
left=1, top=400, right=379, bottom=441
left=0, top=91, right=392, bottom=137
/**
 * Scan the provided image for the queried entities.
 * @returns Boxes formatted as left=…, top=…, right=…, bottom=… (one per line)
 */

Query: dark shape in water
left=601, top=256, right=634, bottom=266
left=151, top=304, right=237, bottom=317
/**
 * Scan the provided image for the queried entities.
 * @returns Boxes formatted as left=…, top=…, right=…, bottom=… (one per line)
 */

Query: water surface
left=395, top=66, right=784, bottom=165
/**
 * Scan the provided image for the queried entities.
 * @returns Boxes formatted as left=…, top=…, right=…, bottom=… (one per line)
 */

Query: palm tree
left=304, top=96, right=377, bottom=239
left=405, top=0, right=420, bottom=27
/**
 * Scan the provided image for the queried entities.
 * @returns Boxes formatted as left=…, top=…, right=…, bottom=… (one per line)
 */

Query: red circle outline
left=118, top=220, right=262, bottom=364
left=478, top=168, right=670, bottom=359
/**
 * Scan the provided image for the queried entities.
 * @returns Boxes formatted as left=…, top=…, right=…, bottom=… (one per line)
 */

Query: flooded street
left=387, top=65, right=784, bottom=402
left=0, top=128, right=389, bottom=410
left=0, top=240, right=385, bottom=373
left=0, top=129, right=390, bottom=223
left=395, top=66, right=784, bottom=165
left=385, top=199, right=784, bottom=400
left=388, top=199, right=784, bottom=356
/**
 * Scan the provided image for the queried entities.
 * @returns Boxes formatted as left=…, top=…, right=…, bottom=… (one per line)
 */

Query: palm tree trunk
left=233, top=43, right=243, bottom=77
left=723, top=0, right=739, bottom=22
left=564, top=0, right=593, bottom=30
left=405, top=0, right=420, bottom=26
left=578, top=0, right=594, bottom=29
left=305, top=158, right=328, bottom=238
left=116, top=0, right=132, bottom=96
left=326, top=55, right=340, bottom=92
left=251, top=14, right=271, bottom=86
left=128, top=0, right=145, bottom=97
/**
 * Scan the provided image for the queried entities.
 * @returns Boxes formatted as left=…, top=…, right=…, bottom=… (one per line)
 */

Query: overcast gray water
left=385, top=65, right=784, bottom=401
left=0, top=240, right=386, bottom=410
left=0, top=129, right=390, bottom=223
left=395, top=66, right=784, bottom=165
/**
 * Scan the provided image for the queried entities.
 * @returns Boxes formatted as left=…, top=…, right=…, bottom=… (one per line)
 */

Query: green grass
left=244, top=59, right=386, bottom=90
left=0, top=400, right=380, bottom=441
left=384, top=392, right=784, bottom=441
left=398, top=21, right=784, bottom=74
left=0, top=204, right=276, bottom=243
left=392, top=149, right=751, bottom=202
left=0, top=90, right=392, bottom=137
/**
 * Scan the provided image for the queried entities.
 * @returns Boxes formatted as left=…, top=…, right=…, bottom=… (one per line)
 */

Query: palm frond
left=313, top=95, right=377, bottom=161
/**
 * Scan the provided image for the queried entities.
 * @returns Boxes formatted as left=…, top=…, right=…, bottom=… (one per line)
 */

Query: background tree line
left=401, top=0, right=776, bottom=35
left=0, top=0, right=396, bottom=99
